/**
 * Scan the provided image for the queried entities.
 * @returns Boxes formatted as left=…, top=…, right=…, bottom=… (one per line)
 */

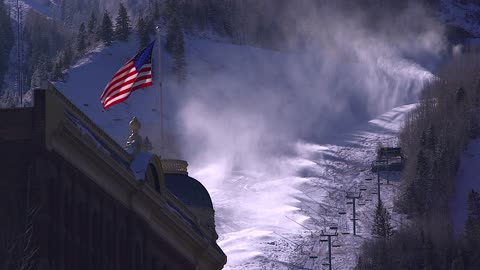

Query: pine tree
left=464, top=190, right=480, bottom=268
left=31, top=60, right=48, bottom=89
left=165, top=13, right=186, bottom=82
left=451, top=253, right=465, bottom=270
left=136, top=17, right=150, bottom=50
left=427, top=125, right=437, bottom=151
left=62, top=45, right=74, bottom=69
left=87, top=11, right=97, bottom=34
left=422, top=237, right=434, bottom=270
left=174, top=35, right=186, bottom=82
left=52, top=58, right=64, bottom=81
left=165, top=16, right=176, bottom=54
left=153, top=0, right=161, bottom=21
left=420, top=130, right=427, bottom=147
left=114, top=3, right=131, bottom=41
left=164, top=0, right=177, bottom=20
left=172, top=16, right=186, bottom=82
left=145, top=16, right=156, bottom=36
left=100, top=11, right=114, bottom=45
left=465, top=190, right=480, bottom=241
left=372, top=200, right=394, bottom=239
left=77, top=23, right=87, bottom=53
left=402, top=181, right=418, bottom=214
left=0, top=0, right=14, bottom=89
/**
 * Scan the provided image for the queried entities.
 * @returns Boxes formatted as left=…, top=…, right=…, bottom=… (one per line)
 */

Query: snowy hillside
left=52, top=31, right=432, bottom=269
left=289, top=104, right=415, bottom=269
left=9, top=0, right=480, bottom=268
left=204, top=104, right=416, bottom=269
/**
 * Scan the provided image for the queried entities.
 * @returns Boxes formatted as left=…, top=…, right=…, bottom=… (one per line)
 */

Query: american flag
left=101, top=40, right=156, bottom=110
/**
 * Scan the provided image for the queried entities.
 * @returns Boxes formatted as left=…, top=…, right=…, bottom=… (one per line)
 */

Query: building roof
left=164, top=173, right=214, bottom=209
left=130, top=152, right=154, bottom=181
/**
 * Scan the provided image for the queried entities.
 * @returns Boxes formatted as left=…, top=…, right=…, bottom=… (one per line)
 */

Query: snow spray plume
left=172, top=1, right=445, bottom=266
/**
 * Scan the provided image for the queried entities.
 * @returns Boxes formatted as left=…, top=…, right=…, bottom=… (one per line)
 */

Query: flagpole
left=156, top=26, right=164, bottom=155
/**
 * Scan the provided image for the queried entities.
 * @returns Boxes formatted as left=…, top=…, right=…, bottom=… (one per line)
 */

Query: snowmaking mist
left=168, top=2, right=445, bottom=268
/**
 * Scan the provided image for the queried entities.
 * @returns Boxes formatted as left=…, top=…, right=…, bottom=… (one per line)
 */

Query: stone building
left=0, top=87, right=226, bottom=270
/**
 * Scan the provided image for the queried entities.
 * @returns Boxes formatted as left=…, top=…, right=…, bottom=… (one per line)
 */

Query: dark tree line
left=24, top=10, right=72, bottom=87
left=164, top=0, right=186, bottom=82
left=0, top=0, right=14, bottom=91
left=5, top=0, right=448, bottom=93
left=356, top=53, right=480, bottom=270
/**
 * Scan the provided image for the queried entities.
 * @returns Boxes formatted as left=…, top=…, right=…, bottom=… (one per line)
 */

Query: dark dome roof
left=164, top=174, right=214, bottom=209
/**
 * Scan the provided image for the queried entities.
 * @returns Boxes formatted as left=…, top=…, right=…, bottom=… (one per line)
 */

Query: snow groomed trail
left=201, top=104, right=416, bottom=270
left=51, top=34, right=422, bottom=269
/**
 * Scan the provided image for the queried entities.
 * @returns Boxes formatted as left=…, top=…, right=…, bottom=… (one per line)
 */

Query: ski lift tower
left=15, top=0, right=24, bottom=107
left=320, top=226, right=339, bottom=270
left=346, top=191, right=362, bottom=236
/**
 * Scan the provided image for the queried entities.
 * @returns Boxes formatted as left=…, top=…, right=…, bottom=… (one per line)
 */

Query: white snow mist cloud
left=169, top=2, right=445, bottom=266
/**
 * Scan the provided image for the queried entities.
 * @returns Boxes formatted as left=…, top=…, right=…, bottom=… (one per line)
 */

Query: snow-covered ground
left=205, top=103, right=416, bottom=270
left=452, top=139, right=480, bottom=234
left=288, top=104, right=415, bottom=269
left=7, top=0, right=477, bottom=267
left=52, top=28, right=431, bottom=269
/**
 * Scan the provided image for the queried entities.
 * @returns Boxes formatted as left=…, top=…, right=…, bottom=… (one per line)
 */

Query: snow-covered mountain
left=13, top=0, right=466, bottom=268
left=50, top=28, right=432, bottom=268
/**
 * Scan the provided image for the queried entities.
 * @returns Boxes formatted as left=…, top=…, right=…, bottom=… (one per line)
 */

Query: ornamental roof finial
left=126, top=117, right=143, bottom=155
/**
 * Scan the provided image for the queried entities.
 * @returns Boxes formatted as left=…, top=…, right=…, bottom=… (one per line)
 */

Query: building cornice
left=39, top=87, right=226, bottom=269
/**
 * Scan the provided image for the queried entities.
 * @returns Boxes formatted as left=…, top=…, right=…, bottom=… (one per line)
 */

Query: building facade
left=0, top=87, right=226, bottom=270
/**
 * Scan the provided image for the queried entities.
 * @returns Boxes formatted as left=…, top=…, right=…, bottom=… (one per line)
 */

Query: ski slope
left=289, top=104, right=415, bottom=269
left=199, top=103, right=416, bottom=270
left=10, top=0, right=477, bottom=267
left=53, top=32, right=430, bottom=269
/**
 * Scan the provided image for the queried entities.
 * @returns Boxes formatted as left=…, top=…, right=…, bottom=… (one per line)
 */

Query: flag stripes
left=100, top=40, right=155, bottom=110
